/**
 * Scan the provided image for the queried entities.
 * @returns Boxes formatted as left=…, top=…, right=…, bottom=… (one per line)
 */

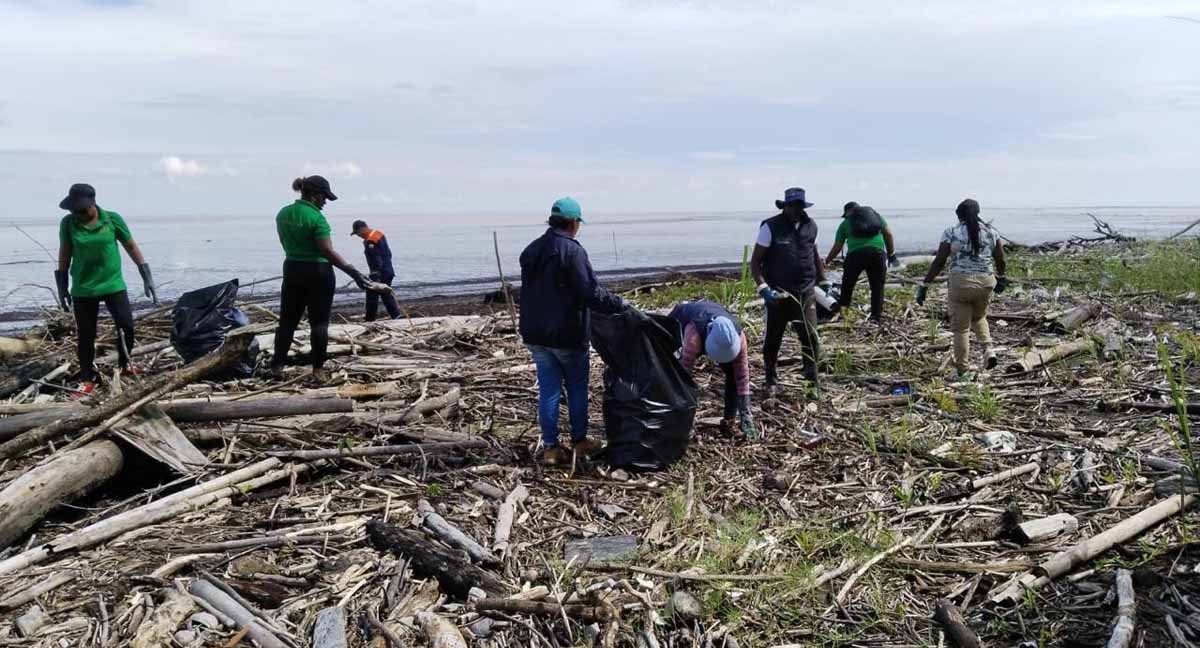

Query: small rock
left=667, top=590, right=703, bottom=622
left=187, top=612, right=220, bottom=630
left=976, top=430, right=1016, bottom=453
left=173, top=630, right=200, bottom=647
left=467, top=617, right=495, bottom=639
left=16, top=605, right=47, bottom=637
left=467, top=587, right=488, bottom=603
left=610, top=469, right=630, bottom=482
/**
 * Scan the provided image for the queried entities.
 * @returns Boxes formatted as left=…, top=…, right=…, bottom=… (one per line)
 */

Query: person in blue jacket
left=351, top=220, right=402, bottom=320
left=519, top=197, right=627, bottom=466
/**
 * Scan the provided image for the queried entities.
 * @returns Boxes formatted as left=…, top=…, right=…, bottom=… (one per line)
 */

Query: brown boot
left=542, top=446, right=569, bottom=466
left=572, top=437, right=604, bottom=458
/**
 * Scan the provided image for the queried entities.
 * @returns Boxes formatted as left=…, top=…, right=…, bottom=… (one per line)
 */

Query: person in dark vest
left=750, top=187, right=827, bottom=395
left=824, top=202, right=898, bottom=323
left=668, top=300, right=756, bottom=438
left=519, top=197, right=628, bottom=466
left=351, top=220, right=402, bottom=321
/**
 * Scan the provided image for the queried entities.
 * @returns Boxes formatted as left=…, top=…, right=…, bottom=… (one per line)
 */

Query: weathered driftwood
left=472, top=480, right=506, bottom=500
left=163, top=397, right=355, bottom=423
left=267, top=439, right=487, bottom=461
left=366, top=519, right=509, bottom=598
left=0, top=336, right=41, bottom=359
left=417, top=611, right=469, bottom=648
left=1051, top=302, right=1100, bottom=333
left=312, top=606, right=348, bottom=648
left=0, top=327, right=258, bottom=460
left=475, top=598, right=616, bottom=623
left=932, top=600, right=981, bottom=648
left=112, top=403, right=207, bottom=473
left=418, top=498, right=500, bottom=564
left=892, top=558, right=1032, bottom=574
left=969, top=462, right=1038, bottom=490
left=131, top=588, right=196, bottom=648
left=378, top=388, right=461, bottom=425
left=0, top=458, right=292, bottom=575
left=0, top=439, right=124, bottom=549
left=493, top=483, right=529, bottom=554
left=1106, top=568, right=1135, bottom=648
left=991, top=494, right=1195, bottom=604
left=0, top=570, right=76, bottom=610
left=1017, top=513, right=1079, bottom=543
left=188, top=579, right=287, bottom=648
left=1008, top=338, right=1094, bottom=373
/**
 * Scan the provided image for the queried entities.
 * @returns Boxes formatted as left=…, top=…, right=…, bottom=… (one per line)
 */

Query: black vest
left=668, top=301, right=740, bottom=342
left=761, top=213, right=818, bottom=294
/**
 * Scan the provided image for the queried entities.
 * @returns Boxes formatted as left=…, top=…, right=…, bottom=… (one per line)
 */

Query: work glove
left=54, top=270, right=71, bottom=312
left=758, top=284, right=780, bottom=306
left=994, top=276, right=1009, bottom=294
left=818, top=280, right=832, bottom=294
left=737, top=395, right=759, bottom=440
left=346, top=266, right=372, bottom=291
left=888, top=254, right=900, bottom=268
left=137, top=263, right=158, bottom=305
left=915, top=283, right=929, bottom=306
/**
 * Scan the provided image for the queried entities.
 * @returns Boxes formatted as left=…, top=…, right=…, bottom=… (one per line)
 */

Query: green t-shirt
left=59, top=209, right=131, bottom=298
left=835, top=216, right=888, bottom=253
left=276, top=199, right=332, bottom=262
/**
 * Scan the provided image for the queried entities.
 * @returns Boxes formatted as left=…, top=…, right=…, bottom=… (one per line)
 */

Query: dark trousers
left=366, top=271, right=401, bottom=321
left=763, top=289, right=820, bottom=384
left=272, top=260, right=336, bottom=370
left=722, top=365, right=738, bottom=418
left=838, top=247, right=887, bottom=321
left=74, top=290, right=135, bottom=381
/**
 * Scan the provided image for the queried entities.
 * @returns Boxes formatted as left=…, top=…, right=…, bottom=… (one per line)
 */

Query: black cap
left=843, top=201, right=859, bottom=217
left=351, top=219, right=368, bottom=235
left=302, top=175, right=338, bottom=201
left=59, top=183, right=97, bottom=212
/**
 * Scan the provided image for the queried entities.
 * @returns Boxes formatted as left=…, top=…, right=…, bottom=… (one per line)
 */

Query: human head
left=351, top=220, right=369, bottom=237
left=956, top=198, right=980, bottom=221
left=548, top=196, right=585, bottom=236
left=292, top=176, right=338, bottom=210
left=843, top=201, right=859, bottom=218
left=775, top=187, right=813, bottom=221
left=60, top=183, right=98, bottom=220
left=705, top=316, right=741, bottom=364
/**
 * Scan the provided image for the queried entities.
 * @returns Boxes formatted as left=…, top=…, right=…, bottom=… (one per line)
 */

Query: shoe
left=572, top=437, right=604, bottom=458
left=985, top=352, right=999, bottom=370
left=270, top=365, right=286, bottom=381
left=310, top=368, right=331, bottom=385
left=71, top=381, right=97, bottom=399
left=542, top=446, right=569, bottom=466
left=718, top=418, right=737, bottom=438
left=948, top=369, right=976, bottom=383
left=764, top=383, right=780, bottom=398
left=120, top=364, right=145, bottom=377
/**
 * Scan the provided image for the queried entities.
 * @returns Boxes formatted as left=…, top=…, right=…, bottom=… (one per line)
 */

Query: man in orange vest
left=351, top=220, right=402, bottom=320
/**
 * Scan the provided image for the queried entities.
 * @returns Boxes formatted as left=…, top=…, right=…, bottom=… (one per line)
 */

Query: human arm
left=56, top=235, right=72, bottom=311
left=112, top=214, right=157, bottom=303
left=565, top=246, right=624, bottom=314
left=824, top=239, right=844, bottom=267
left=992, top=240, right=1008, bottom=293
left=917, top=242, right=952, bottom=305
left=883, top=226, right=897, bottom=259
left=750, top=244, right=768, bottom=288
left=814, top=246, right=827, bottom=284
left=315, top=237, right=371, bottom=289
left=679, top=323, right=702, bottom=374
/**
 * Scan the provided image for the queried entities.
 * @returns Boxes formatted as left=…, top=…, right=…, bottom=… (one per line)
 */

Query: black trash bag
left=590, top=311, right=697, bottom=471
left=170, top=279, right=259, bottom=378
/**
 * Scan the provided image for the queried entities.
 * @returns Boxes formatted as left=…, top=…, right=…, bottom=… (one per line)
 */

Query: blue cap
left=775, top=187, right=813, bottom=209
left=551, top=197, right=585, bottom=223
left=705, top=316, right=741, bottom=364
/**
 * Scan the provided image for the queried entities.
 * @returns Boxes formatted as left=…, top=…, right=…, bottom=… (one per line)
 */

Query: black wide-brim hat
left=59, top=183, right=97, bottom=211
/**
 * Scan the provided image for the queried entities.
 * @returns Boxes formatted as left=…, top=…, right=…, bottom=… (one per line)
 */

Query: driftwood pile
left=0, top=236, right=1198, bottom=646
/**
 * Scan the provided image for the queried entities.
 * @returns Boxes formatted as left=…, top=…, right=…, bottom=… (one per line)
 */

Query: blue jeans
left=528, top=345, right=591, bottom=447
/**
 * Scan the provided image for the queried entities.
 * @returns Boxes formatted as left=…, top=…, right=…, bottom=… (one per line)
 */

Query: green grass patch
left=966, top=385, right=1002, bottom=422
left=1008, top=239, right=1200, bottom=296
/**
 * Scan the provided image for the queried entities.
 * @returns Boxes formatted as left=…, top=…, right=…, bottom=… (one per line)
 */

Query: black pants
left=74, top=290, right=135, bottom=381
left=763, top=290, right=820, bottom=384
left=273, top=260, right=336, bottom=370
left=366, top=271, right=401, bottom=321
left=838, top=247, right=887, bottom=321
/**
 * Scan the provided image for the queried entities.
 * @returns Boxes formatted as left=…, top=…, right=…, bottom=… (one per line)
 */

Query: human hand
left=915, top=284, right=929, bottom=306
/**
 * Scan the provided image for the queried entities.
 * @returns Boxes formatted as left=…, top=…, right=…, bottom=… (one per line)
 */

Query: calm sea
left=2, top=206, right=1196, bottom=314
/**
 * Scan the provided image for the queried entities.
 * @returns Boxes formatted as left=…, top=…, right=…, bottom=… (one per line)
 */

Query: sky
left=1, top=0, right=1198, bottom=218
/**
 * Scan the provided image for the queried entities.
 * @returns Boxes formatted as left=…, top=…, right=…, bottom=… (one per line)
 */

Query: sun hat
left=775, top=187, right=813, bottom=209
left=59, top=183, right=96, bottom=212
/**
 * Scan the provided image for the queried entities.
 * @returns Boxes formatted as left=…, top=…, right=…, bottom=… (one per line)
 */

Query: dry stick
left=366, top=609, right=405, bottom=648
left=475, top=598, right=616, bottom=623
left=417, top=611, right=469, bottom=648
left=990, top=494, right=1195, bottom=604
left=494, top=483, right=529, bottom=554
left=267, top=439, right=486, bottom=461
left=418, top=498, right=500, bottom=564
left=0, top=570, right=77, bottom=610
left=1107, top=568, right=1136, bottom=648
left=968, top=462, right=1039, bottom=490
left=188, top=579, right=288, bottom=648
left=493, top=231, right=519, bottom=333
left=832, top=515, right=945, bottom=608
left=585, top=563, right=789, bottom=583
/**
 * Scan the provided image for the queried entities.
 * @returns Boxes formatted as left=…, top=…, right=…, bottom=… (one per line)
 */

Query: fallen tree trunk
left=1051, top=302, right=1101, bottom=333
left=0, top=440, right=124, bottom=549
left=417, top=498, right=500, bottom=564
left=162, top=397, right=355, bottom=423
left=494, top=484, right=529, bottom=555
left=366, top=518, right=509, bottom=598
left=1008, top=338, right=1094, bottom=373
left=267, top=439, right=487, bottom=461
left=990, top=494, right=1195, bottom=604
left=0, top=327, right=259, bottom=460
left=378, top=388, right=461, bottom=425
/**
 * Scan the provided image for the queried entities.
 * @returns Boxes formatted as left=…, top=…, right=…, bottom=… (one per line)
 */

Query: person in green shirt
left=824, top=202, right=898, bottom=323
left=271, top=175, right=372, bottom=383
left=55, top=183, right=157, bottom=396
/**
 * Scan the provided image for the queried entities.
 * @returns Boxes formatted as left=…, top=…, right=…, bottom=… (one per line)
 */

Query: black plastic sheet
left=170, top=279, right=258, bottom=378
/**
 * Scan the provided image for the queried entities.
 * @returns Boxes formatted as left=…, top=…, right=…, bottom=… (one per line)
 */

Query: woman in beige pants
left=916, top=199, right=1008, bottom=379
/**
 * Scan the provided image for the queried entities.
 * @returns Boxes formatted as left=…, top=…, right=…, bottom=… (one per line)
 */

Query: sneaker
left=572, top=437, right=604, bottom=458
left=270, top=365, right=286, bottom=381
left=71, top=381, right=97, bottom=399
left=309, top=368, right=331, bottom=385
left=542, top=446, right=569, bottom=466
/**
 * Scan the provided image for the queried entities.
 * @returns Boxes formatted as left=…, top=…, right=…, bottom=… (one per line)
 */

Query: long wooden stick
left=267, top=439, right=486, bottom=461
left=1106, top=569, right=1135, bottom=648
left=493, top=231, right=519, bottom=332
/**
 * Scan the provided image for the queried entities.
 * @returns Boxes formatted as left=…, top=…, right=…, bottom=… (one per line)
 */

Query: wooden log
left=188, top=579, right=287, bottom=648
left=969, top=462, right=1038, bottom=490
left=475, top=598, right=616, bottom=623
left=493, top=484, right=529, bottom=554
left=472, top=481, right=506, bottom=500
left=0, top=458, right=291, bottom=575
left=366, top=519, right=509, bottom=599
left=0, top=406, right=86, bottom=441
left=1008, top=338, right=1094, bottom=373
left=0, top=327, right=257, bottom=460
left=892, top=558, right=1032, bottom=574
left=1016, top=513, right=1078, bottom=543
left=0, top=570, right=76, bottom=610
left=312, top=606, right=348, bottom=648
left=0, top=336, right=41, bottom=359
left=0, top=440, right=124, bottom=549
left=932, top=600, right=981, bottom=648
left=990, top=494, right=1195, bottom=604
left=267, top=439, right=487, bottom=461
left=162, top=397, right=355, bottom=423
left=378, top=388, right=461, bottom=425
left=131, top=588, right=197, bottom=648
left=418, top=499, right=500, bottom=564
left=1051, top=302, right=1100, bottom=333
left=1106, top=568, right=1135, bottom=648
left=417, top=611, right=469, bottom=648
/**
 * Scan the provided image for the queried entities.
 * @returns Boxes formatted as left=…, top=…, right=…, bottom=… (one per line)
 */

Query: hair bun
left=292, top=177, right=305, bottom=192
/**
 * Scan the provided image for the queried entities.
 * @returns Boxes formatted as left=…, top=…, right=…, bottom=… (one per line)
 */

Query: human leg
left=556, top=347, right=592, bottom=444
left=947, top=274, right=973, bottom=373
left=863, top=249, right=887, bottom=321
left=365, top=291, right=380, bottom=322
left=528, top=345, right=565, bottom=447
left=272, top=262, right=308, bottom=371
left=306, top=264, right=336, bottom=370
left=73, top=296, right=101, bottom=382
left=968, top=275, right=997, bottom=365
left=102, top=291, right=136, bottom=368
left=838, top=250, right=866, bottom=310
left=380, top=273, right=402, bottom=319
left=789, top=290, right=820, bottom=383
left=762, top=302, right=789, bottom=387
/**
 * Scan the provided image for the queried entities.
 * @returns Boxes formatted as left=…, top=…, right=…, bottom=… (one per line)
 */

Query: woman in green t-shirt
left=55, top=183, right=158, bottom=396
left=824, top=202, right=898, bottom=323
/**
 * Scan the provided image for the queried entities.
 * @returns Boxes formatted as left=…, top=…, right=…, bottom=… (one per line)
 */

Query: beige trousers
left=947, top=273, right=996, bottom=372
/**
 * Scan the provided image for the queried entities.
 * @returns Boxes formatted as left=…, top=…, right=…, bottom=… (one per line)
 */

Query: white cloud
left=331, top=162, right=363, bottom=178
left=157, top=156, right=206, bottom=181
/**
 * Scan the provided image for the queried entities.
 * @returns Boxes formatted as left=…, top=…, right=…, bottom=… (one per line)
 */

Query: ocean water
left=2, top=206, right=1196, bottom=313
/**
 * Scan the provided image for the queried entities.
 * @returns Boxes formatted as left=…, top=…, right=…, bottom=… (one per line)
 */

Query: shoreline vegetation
left=1, top=219, right=1199, bottom=646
